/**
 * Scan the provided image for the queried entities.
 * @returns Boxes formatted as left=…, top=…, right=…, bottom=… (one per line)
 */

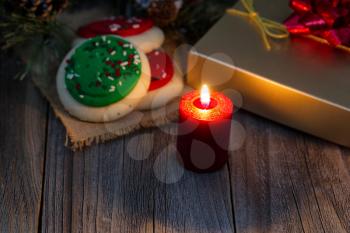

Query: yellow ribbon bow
left=226, top=0, right=289, bottom=50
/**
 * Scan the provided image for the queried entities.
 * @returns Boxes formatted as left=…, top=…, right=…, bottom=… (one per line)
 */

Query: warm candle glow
left=177, top=88, right=234, bottom=172
left=200, top=85, right=211, bottom=108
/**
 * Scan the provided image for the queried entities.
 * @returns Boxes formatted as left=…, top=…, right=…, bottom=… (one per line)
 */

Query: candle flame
left=200, top=85, right=210, bottom=108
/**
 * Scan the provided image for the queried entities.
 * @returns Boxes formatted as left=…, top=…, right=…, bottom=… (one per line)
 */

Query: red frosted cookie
left=137, top=49, right=184, bottom=110
left=147, top=50, right=174, bottom=91
left=78, top=17, right=154, bottom=37
left=76, top=17, right=164, bottom=53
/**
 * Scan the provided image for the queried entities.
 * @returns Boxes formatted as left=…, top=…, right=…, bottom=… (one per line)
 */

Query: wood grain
left=153, top=126, right=235, bottom=233
left=41, top=118, right=236, bottom=233
left=41, top=110, right=73, bottom=233
left=0, top=55, right=48, bottom=233
left=41, top=111, right=157, bottom=233
left=304, top=138, right=350, bottom=233
left=229, top=110, right=350, bottom=233
left=39, top=107, right=350, bottom=233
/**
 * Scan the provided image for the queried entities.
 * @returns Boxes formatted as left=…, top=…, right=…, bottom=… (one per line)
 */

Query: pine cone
left=5, top=0, right=68, bottom=19
left=147, top=0, right=181, bottom=27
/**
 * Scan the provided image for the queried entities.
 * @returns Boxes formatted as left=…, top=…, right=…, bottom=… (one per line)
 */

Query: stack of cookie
left=57, top=17, right=184, bottom=122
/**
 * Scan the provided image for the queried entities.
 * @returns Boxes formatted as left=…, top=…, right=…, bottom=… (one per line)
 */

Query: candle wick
left=202, top=102, right=210, bottom=109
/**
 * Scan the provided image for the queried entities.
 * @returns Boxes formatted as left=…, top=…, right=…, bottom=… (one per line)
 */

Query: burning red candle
left=177, top=85, right=234, bottom=173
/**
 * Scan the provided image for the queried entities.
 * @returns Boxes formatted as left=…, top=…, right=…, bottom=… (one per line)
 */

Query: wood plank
left=110, top=128, right=155, bottom=233
left=41, top=110, right=73, bottom=233
left=41, top=110, right=127, bottom=233
left=40, top=80, right=349, bottom=233
left=153, top=126, right=235, bottom=233
left=42, top=115, right=235, bottom=233
left=0, top=55, right=48, bottom=233
left=229, top=110, right=350, bottom=233
left=229, top=111, right=317, bottom=233
left=340, top=148, right=350, bottom=173
left=41, top=112, right=156, bottom=233
left=303, top=138, right=350, bottom=233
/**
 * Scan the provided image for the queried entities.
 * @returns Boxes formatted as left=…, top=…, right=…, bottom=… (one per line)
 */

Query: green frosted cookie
left=64, top=36, right=142, bottom=107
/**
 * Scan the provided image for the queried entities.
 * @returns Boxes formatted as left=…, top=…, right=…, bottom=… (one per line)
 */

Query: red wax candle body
left=176, top=90, right=233, bottom=173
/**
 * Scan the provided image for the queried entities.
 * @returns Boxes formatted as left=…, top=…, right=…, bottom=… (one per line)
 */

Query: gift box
left=187, top=0, right=350, bottom=147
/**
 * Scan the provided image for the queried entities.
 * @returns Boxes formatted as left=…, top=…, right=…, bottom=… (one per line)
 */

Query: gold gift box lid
left=187, top=0, right=350, bottom=147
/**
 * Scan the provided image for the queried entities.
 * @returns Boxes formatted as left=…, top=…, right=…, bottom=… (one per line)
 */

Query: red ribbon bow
left=284, top=0, right=350, bottom=47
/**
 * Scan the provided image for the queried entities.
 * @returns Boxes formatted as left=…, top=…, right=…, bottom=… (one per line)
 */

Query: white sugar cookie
left=57, top=36, right=151, bottom=123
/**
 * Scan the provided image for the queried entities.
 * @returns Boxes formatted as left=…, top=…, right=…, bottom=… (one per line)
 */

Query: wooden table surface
left=0, top=53, right=349, bottom=233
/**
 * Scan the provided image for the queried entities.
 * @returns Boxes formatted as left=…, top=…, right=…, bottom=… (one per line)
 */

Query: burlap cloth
left=31, top=8, right=189, bottom=150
